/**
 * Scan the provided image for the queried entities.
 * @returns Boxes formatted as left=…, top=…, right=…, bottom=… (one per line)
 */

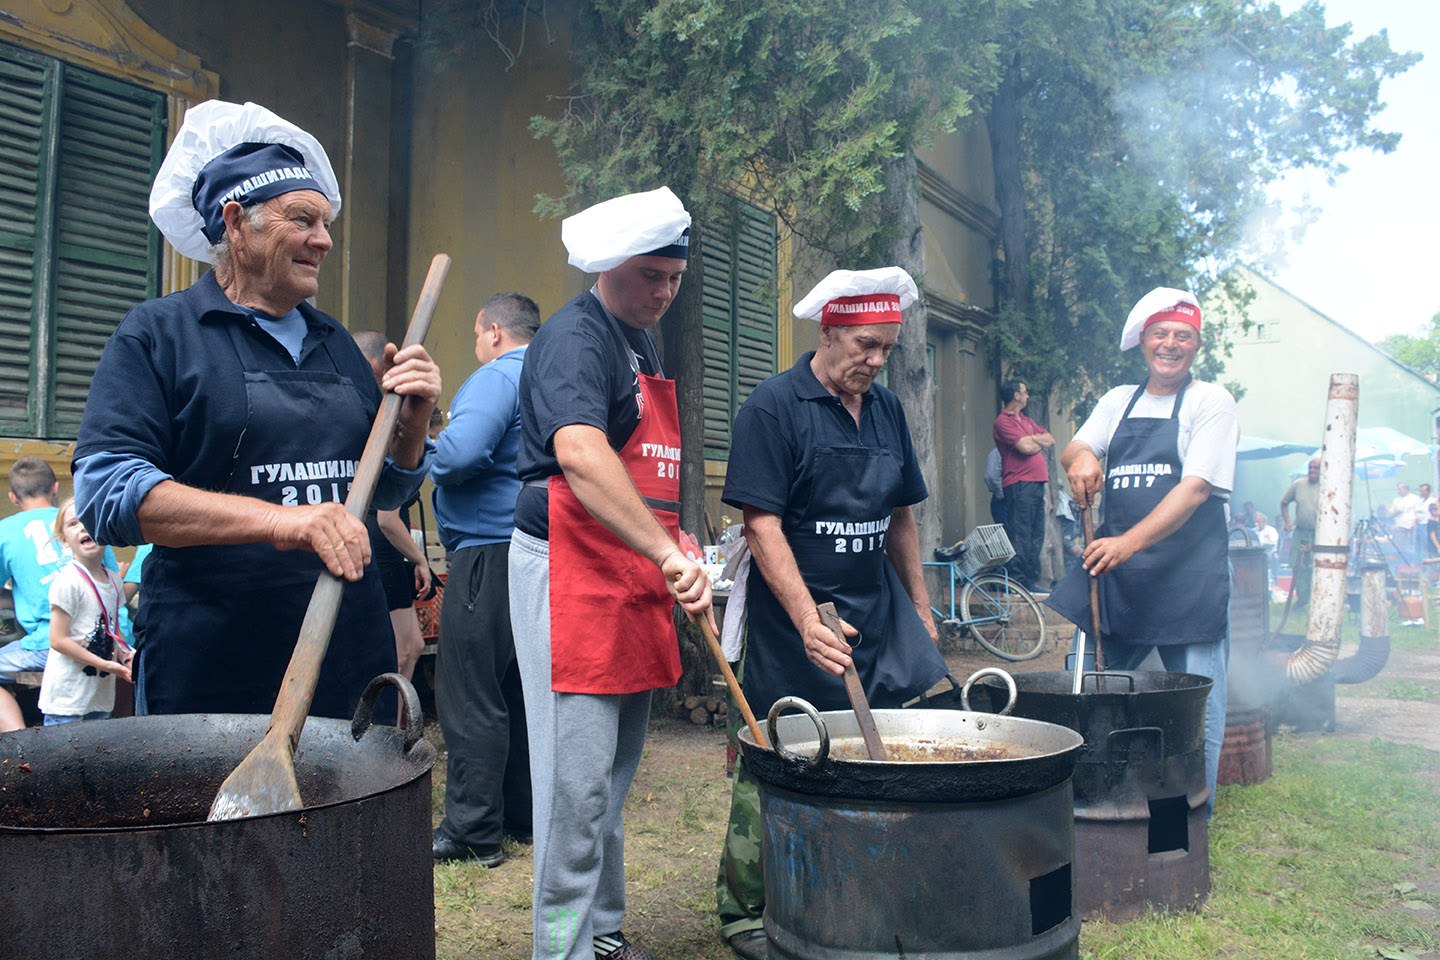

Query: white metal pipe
left=1287, top=373, right=1357, bottom=684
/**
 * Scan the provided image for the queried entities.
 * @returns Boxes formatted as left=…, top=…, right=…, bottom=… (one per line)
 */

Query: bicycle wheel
left=958, top=571, right=1047, bottom=661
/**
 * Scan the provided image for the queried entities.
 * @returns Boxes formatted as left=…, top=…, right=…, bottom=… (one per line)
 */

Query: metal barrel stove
left=959, top=669, right=1213, bottom=921
left=741, top=682, right=1084, bottom=960
left=0, top=674, right=436, bottom=960
left=1220, top=529, right=1273, bottom=785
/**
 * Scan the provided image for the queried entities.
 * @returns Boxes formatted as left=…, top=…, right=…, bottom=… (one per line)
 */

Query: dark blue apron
left=1047, top=378, right=1229, bottom=645
left=741, top=423, right=948, bottom=719
left=136, top=324, right=396, bottom=719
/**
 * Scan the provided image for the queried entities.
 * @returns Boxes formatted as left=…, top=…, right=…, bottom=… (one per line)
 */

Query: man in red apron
left=1046, top=287, right=1238, bottom=817
left=509, top=187, right=714, bottom=960
left=715, top=267, right=949, bottom=960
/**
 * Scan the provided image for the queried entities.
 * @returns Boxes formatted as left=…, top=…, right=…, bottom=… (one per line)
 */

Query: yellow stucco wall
left=401, top=17, right=582, bottom=413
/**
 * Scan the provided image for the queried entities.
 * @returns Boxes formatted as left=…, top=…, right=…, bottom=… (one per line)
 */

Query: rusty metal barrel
left=1220, top=529, right=1273, bottom=785
left=742, top=692, right=1083, bottom=960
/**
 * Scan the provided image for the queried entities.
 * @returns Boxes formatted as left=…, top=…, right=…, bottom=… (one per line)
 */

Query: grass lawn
left=427, top=610, right=1440, bottom=959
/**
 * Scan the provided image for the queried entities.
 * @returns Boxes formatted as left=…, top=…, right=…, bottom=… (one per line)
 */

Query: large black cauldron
left=740, top=691, right=1084, bottom=960
left=0, top=674, right=435, bottom=960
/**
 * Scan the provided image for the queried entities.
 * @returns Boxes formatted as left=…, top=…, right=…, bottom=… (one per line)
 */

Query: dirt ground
left=425, top=615, right=1440, bottom=959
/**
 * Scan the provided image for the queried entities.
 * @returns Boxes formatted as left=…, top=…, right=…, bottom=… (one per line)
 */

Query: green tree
left=982, top=0, right=1416, bottom=578
left=988, top=0, right=1417, bottom=413
left=530, top=0, right=1003, bottom=551
left=1378, top=313, right=1440, bottom=380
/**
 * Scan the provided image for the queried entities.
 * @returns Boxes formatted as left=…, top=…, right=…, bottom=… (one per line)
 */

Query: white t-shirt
left=39, top=562, right=122, bottom=717
left=1072, top=380, right=1239, bottom=498
left=1390, top=493, right=1422, bottom=530
left=1255, top=524, right=1279, bottom=553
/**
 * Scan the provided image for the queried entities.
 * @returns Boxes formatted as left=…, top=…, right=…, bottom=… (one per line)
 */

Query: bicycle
left=924, top=524, right=1047, bottom=661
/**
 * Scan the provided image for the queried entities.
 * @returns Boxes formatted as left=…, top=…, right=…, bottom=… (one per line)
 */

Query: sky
left=1262, top=0, right=1439, bottom=344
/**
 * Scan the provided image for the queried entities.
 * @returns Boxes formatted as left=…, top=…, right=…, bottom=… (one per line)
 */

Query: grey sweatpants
left=510, top=529, right=653, bottom=960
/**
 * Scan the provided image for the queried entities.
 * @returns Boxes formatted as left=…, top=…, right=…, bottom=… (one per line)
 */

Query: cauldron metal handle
left=351, top=672, right=425, bottom=753
left=767, top=696, right=829, bottom=771
left=1105, top=725, right=1165, bottom=785
left=1081, top=671, right=1136, bottom=694
left=959, top=667, right=1017, bottom=716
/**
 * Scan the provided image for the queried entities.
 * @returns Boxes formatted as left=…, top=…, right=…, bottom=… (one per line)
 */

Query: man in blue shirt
left=430, top=291, right=540, bottom=867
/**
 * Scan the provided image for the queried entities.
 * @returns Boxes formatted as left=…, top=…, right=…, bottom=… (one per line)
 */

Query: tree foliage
left=1379, top=313, right=1440, bottom=381
left=530, top=0, right=999, bottom=261
left=985, top=0, right=1419, bottom=418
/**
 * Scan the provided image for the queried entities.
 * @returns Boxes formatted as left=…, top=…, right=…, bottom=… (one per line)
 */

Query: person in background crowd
left=73, top=100, right=439, bottom=719
left=993, top=380, right=1054, bottom=592
left=40, top=498, right=131, bottom=725
left=430, top=291, right=540, bottom=868
left=1386, top=481, right=1424, bottom=562
left=984, top=447, right=1007, bottom=525
left=353, top=329, right=433, bottom=683
left=1253, top=511, right=1279, bottom=589
left=509, top=187, right=712, bottom=960
left=1418, top=483, right=1437, bottom=560
left=1047, top=286, right=1237, bottom=818
left=714, top=267, right=947, bottom=960
left=0, top=458, right=117, bottom=731
left=1279, top=455, right=1320, bottom=604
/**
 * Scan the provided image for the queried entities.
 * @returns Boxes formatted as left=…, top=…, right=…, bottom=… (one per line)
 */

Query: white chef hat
left=149, top=100, right=342, bottom=263
left=1120, top=286, right=1202, bottom=351
left=561, top=186, right=692, bottom=273
left=793, top=266, right=918, bottom=325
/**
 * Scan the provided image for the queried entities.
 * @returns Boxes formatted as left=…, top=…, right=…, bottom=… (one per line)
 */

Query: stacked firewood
left=677, top=694, right=727, bottom=727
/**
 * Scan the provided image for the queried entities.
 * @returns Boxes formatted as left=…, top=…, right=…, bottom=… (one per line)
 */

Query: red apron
left=548, top=371, right=683, bottom=694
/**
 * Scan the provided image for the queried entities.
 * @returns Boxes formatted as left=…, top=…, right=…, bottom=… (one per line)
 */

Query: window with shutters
left=702, top=200, right=778, bottom=459
left=0, top=42, right=165, bottom=440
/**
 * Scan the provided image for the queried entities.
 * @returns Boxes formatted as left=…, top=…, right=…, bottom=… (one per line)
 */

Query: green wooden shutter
left=731, top=202, right=777, bottom=419
left=49, top=69, right=164, bottom=435
left=0, top=48, right=49, bottom=433
left=0, top=42, right=163, bottom=439
left=701, top=228, right=735, bottom=455
left=702, top=199, right=778, bottom=459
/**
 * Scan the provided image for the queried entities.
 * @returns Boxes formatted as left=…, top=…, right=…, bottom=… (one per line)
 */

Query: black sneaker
left=432, top=828, right=505, bottom=867
left=726, top=927, right=767, bottom=960
left=594, top=931, right=659, bottom=960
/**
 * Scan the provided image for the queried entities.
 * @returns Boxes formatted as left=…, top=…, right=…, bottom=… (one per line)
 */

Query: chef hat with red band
left=1120, top=286, right=1202, bottom=351
left=793, top=266, right=918, bottom=326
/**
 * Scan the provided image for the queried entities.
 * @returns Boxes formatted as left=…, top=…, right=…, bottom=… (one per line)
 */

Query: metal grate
left=959, top=524, right=1014, bottom=576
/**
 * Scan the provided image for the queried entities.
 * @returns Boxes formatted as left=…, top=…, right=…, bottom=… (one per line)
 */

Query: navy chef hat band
left=642, top=227, right=690, bottom=261
left=191, top=142, right=320, bottom=244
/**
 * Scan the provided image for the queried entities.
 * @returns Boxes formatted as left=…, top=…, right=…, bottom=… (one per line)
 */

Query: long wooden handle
left=697, top=616, right=768, bottom=749
left=269, top=254, right=451, bottom=749
left=818, top=602, right=887, bottom=761
left=1080, top=506, right=1106, bottom=673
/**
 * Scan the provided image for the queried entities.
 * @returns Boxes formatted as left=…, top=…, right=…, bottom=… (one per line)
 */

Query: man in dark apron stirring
left=72, top=100, right=440, bottom=720
left=715, top=267, right=949, bottom=960
left=509, top=187, right=714, bottom=960
left=1046, top=286, right=1238, bottom=816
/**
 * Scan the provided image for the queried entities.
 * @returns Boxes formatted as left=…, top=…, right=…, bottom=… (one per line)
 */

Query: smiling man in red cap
left=714, top=266, right=948, bottom=959
left=1046, top=285, right=1238, bottom=817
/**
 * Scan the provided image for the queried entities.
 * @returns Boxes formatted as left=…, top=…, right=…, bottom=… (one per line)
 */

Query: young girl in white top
left=39, top=498, right=131, bottom=725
